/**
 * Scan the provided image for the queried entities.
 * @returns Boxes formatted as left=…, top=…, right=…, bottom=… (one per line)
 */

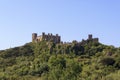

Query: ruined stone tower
left=32, top=33, right=37, bottom=42
left=88, top=34, right=92, bottom=40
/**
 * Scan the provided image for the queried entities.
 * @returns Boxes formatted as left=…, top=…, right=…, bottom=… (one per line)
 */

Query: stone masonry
left=32, top=32, right=61, bottom=43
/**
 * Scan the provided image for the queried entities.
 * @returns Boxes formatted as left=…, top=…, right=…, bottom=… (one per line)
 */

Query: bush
left=100, top=57, right=115, bottom=66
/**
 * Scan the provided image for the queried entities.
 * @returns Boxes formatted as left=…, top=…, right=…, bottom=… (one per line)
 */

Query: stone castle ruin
left=87, top=34, right=99, bottom=42
left=80, top=34, right=99, bottom=45
left=32, top=32, right=99, bottom=44
left=32, top=32, right=61, bottom=43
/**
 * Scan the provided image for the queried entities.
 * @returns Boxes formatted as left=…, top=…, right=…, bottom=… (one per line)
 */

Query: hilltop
left=0, top=34, right=120, bottom=80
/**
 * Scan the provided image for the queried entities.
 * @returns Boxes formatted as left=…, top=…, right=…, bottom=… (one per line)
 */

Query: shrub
left=100, top=57, right=115, bottom=66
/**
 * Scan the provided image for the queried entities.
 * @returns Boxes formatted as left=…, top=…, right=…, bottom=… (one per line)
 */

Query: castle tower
left=88, top=34, right=92, bottom=40
left=42, top=32, right=45, bottom=36
left=56, top=34, right=60, bottom=43
left=58, top=36, right=61, bottom=43
left=42, top=32, right=45, bottom=40
left=32, top=33, right=37, bottom=42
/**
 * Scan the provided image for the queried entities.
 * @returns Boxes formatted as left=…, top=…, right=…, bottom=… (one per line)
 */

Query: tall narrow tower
left=88, top=34, right=92, bottom=40
left=32, top=33, right=37, bottom=42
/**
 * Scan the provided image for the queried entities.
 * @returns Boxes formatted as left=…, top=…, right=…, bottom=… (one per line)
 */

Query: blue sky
left=0, top=0, right=120, bottom=50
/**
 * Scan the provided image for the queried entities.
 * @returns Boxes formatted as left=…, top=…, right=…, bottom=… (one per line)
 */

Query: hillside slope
left=0, top=41, right=120, bottom=80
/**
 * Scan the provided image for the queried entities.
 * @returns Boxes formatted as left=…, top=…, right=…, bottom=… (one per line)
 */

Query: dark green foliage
left=114, top=57, right=120, bottom=69
left=29, top=63, right=49, bottom=76
left=100, top=57, right=115, bottom=66
left=49, top=55, right=66, bottom=69
left=0, top=41, right=120, bottom=80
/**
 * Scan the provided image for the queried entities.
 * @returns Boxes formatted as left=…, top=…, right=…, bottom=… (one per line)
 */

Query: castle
left=32, top=32, right=61, bottom=43
left=80, top=34, right=99, bottom=45
left=32, top=32, right=99, bottom=44
left=87, top=34, right=99, bottom=43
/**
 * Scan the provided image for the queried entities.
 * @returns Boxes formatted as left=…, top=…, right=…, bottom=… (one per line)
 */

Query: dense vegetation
left=0, top=40, right=120, bottom=80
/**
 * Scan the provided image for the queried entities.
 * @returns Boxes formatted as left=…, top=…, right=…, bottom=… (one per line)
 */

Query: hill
left=0, top=40, right=120, bottom=80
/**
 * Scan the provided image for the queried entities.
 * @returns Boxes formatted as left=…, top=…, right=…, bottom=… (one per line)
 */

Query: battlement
left=32, top=32, right=61, bottom=43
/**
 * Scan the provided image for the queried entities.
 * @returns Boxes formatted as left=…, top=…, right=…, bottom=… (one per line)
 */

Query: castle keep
left=32, top=32, right=61, bottom=43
